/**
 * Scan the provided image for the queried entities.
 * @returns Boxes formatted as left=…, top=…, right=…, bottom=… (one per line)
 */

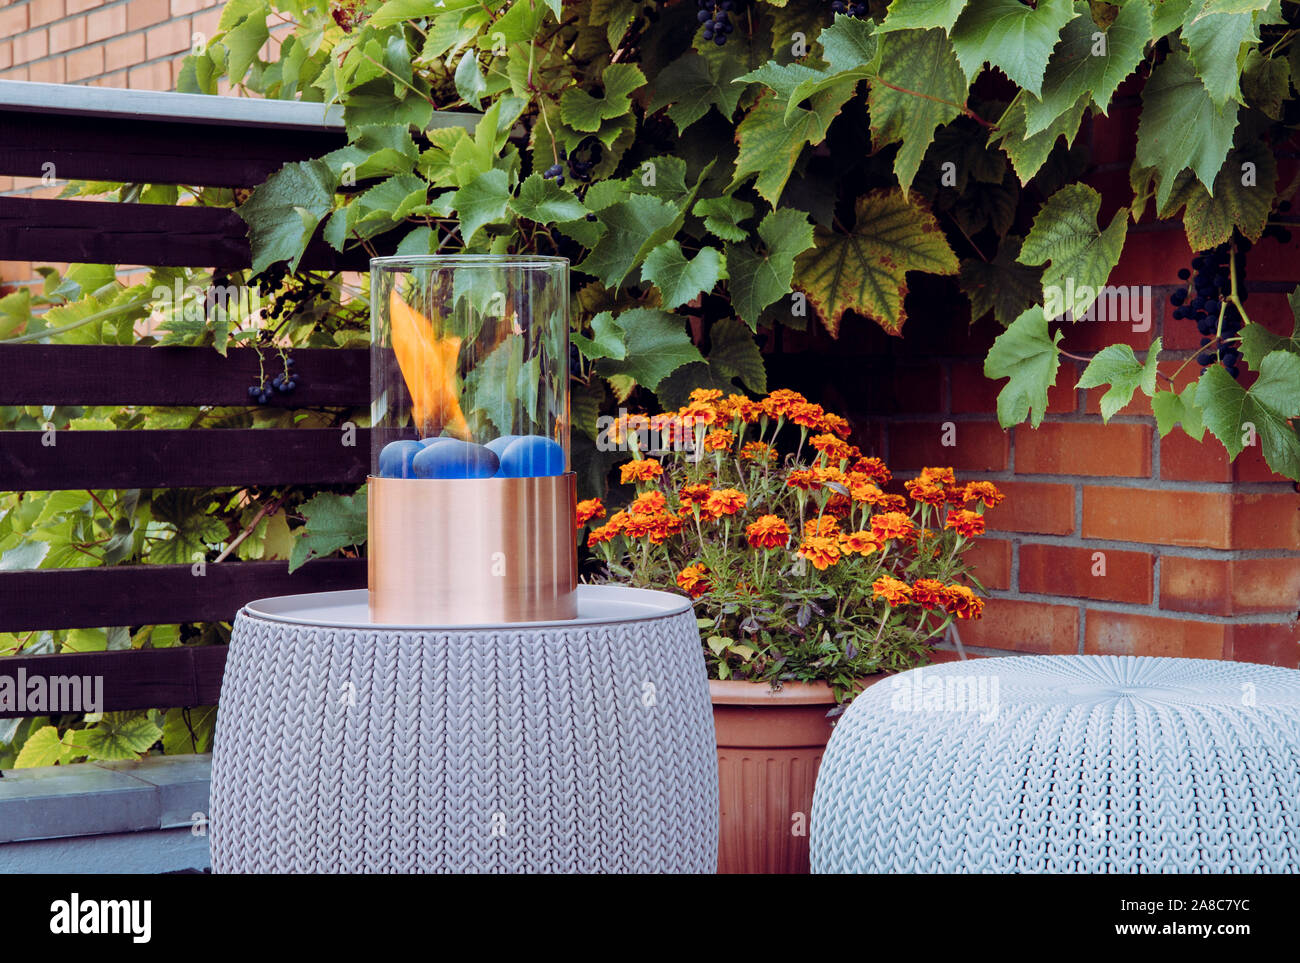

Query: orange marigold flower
left=804, top=515, right=841, bottom=537
left=840, top=530, right=882, bottom=556
left=824, top=493, right=852, bottom=518
left=740, top=441, right=776, bottom=463
left=703, top=429, right=735, bottom=452
left=850, top=457, right=892, bottom=485
left=621, top=513, right=657, bottom=539
left=689, top=388, right=724, bottom=404
left=630, top=491, right=667, bottom=515
left=761, top=389, right=809, bottom=419
left=704, top=488, right=747, bottom=517
left=904, top=477, right=947, bottom=506
left=944, top=486, right=969, bottom=506
left=679, top=401, right=718, bottom=428
left=963, top=481, right=1005, bottom=508
left=879, top=494, right=909, bottom=513
left=850, top=480, right=887, bottom=505
left=870, top=511, right=917, bottom=543
left=943, top=584, right=984, bottom=620
left=678, top=483, right=711, bottom=509
left=921, top=467, right=956, bottom=486
left=587, top=520, right=619, bottom=546
left=725, top=395, right=764, bottom=423
left=676, top=562, right=711, bottom=599
left=872, top=575, right=913, bottom=605
left=810, top=433, right=854, bottom=462
left=911, top=578, right=949, bottom=610
left=647, top=512, right=684, bottom=544
left=820, top=412, right=852, bottom=439
left=789, top=402, right=826, bottom=429
left=620, top=458, right=664, bottom=484
left=812, top=465, right=849, bottom=489
left=797, top=535, right=842, bottom=570
left=745, top=514, right=791, bottom=550
left=945, top=509, right=986, bottom=539
left=786, top=470, right=818, bottom=491
left=575, top=498, right=605, bottom=527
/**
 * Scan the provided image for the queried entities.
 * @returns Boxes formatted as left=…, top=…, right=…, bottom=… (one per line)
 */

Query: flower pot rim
left=708, top=677, right=883, bottom=706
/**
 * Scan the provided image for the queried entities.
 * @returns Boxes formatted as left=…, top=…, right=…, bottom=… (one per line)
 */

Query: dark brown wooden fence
left=0, top=79, right=476, bottom=720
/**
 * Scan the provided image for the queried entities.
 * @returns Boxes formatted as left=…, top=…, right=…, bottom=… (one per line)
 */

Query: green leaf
left=452, top=167, right=511, bottom=245
left=707, top=318, right=767, bottom=393
left=509, top=173, right=588, bottom=223
left=237, top=159, right=335, bottom=273
left=342, top=78, right=434, bottom=136
left=1076, top=338, right=1162, bottom=422
left=14, top=726, right=70, bottom=767
left=949, top=0, right=1079, bottom=95
left=992, top=89, right=1088, bottom=184
left=1156, top=141, right=1277, bottom=250
left=1239, top=288, right=1300, bottom=370
left=731, top=82, right=855, bottom=205
left=694, top=196, right=754, bottom=242
left=0, top=287, right=31, bottom=338
left=1241, top=47, right=1291, bottom=118
left=1019, top=184, right=1128, bottom=320
left=642, top=241, right=724, bottom=310
left=596, top=308, right=705, bottom=392
left=162, top=705, right=216, bottom=755
left=1151, top=384, right=1205, bottom=439
left=726, top=208, right=815, bottom=328
left=984, top=305, right=1064, bottom=428
left=959, top=235, right=1044, bottom=326
left=67, top=713, right=163, bottom=762
left=367, top=0, right=445, bottom=28
left=148, top=490, right=227, bottom=566
left=578, top=193, right=680, bottom=288
left=222, top=0, right=270, bottom=83
left=1024, top=0, right=1151, bottom=134
left=1151, top=0, right=1193, bottom=36
left=288, top=487, right=368, bottom=572
left=868, top=28, right=966, bottom=193
left=1195, top=350, right=1300, bottom=478
left=793, top=190, right=959, bottom=336
left=1135, top=48, right=1239, bottom=209
left=879, top=0, right=967, bottom=32
left=561, top=63, right=646, bottom=132
left=1183, top=0, right=1274, bottom=107
left=572, top=311, right=628, bottom=361
left=454, top=50, right=487, bottom=108
left=648, top=50, right=747, bottom=133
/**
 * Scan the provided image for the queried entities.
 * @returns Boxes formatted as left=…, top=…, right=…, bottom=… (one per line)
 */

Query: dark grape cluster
left=248, top=356, right=298, bottom=405
left=829, top=0, right=870, bottom=16
left=542, top=145, right=596, bottom=188
left=697, top=0, right=735, bottom=46
left=1169, top=242, right=1245, bottom=379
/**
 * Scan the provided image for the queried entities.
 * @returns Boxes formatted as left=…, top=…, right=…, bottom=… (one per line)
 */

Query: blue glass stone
left=484, top=434, right=521, bottom=458
left=377, top=440, right=423, bottom=478
left=411, top=439, right=500, bottom=479
left=496, top=435, right=565, bottom=477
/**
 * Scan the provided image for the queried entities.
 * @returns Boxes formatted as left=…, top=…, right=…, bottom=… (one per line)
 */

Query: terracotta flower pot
left=711, top=677, right=883, bottom=874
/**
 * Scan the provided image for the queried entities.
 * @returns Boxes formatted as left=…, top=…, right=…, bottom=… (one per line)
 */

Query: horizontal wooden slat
left=0, top=346, right=369, bottom=406
left=0, top=557, right=366, bottom=632
left=0, top=428, right=371, bottom=489
left=0, top=646, right=228, bottom=718
left=0, top=197, right=389, bottom=270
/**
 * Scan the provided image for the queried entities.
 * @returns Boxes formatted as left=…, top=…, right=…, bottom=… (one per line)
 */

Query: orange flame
left=389, top=290, right=471, bottom=440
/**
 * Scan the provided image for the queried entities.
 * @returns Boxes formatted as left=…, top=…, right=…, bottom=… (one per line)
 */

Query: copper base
left=368, top=473, right=578, bottom=625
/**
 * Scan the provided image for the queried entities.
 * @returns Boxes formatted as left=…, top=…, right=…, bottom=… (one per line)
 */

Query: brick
left=1019, top=543, right=1153, bottom=604
left=86, top=4, right=126, bottom=42
left=127, top=0, right=171, bottom=30
left=65, top=44, right=103, bottom=80
left=49, top=16, right=87, bottom=54
left=962, top=537, right=1011, bottom=591
left=29, top=0, right=66, bottom=27
left=145, top=17, right=191, bottom=59
left=1231, top=557, right=1300, bottom=615
left=889, top=420, right=1009, bottom=472
left=127, top=60, right=172, bottom=90
left=1160, top=556, right=1232, bottom=616
left=68, top=0, right=107, bottom=12
left=90, top=70, right=129, bottom=88
left=1231, top=492, right=1300, bottom=551
left=28, top=58, right=66, bottom=83
left=958, top=598, right=1079, bottom=654
left=191, top=6, right=221, bottom=39
left=12, top=29, right=49, bottom=63
left=1159, top=429, right=1231, bottom=483
left=0, top=64, right=29, bottom=80
left=949, top=362, right=1001, bottom=415
left=1089, top=104, right=1140, bottom=168
left=0, top=6, right=28, bottom=37
left=1106, top=226, right=1193, bottom=290
left=1083, top=486, right=1233, bottom=548
left=1232, top=442, right=1293, bottom=483
left=1245, top=232, right=1300, bottom=282
left=1015, top=422, right=1152, bottom=477
left=984, top=480, right=1076, bottom=535
left=1059, top=313, right=1156, bottom=352
left=104, top=33, right=146, bottom=72
left=1084, top=610, right=1226, bottom=660
left=171, top=0, right=220, bottom=15
left=0, top=41, right=10, bottom=72
left=1227, top=623, right=1300, bottom=669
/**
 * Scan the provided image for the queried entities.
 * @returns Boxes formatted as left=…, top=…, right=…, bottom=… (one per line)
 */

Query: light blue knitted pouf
left=811, top=655, right=1300, bottom=873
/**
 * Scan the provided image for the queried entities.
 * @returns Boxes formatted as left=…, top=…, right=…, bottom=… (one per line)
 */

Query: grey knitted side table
left=209, top=585, right=718, bottom=873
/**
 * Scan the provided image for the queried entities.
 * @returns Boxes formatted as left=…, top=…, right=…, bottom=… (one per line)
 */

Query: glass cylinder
left=368, top=255, right=576, bottom=625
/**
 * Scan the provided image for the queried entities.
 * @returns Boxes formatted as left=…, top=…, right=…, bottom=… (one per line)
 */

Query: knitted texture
left=209, top=603, right=718, bottom=873
left=812, top=655, right=1300, bottom=873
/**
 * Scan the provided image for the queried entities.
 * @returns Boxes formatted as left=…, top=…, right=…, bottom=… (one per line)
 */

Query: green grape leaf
left=1135, top=49, right=1239, bottom=209
left=221, top=0, right=270, bottom=83
left=162, top=705, right=216, bottom=755
left=731, top=83, right=855, bottom=205
left=1195, top=350, right=1300, bottom=478
left=1151, top=384, right=1206, bottom=439
left=959, top=234, right=1045, bottom=326
left=560, top=63, right=646, bottom=132
left=1019, top=184, right=1128, bottom=320
left=949, top=0, right=1079, bottom=95
left=1241, top=48, right=1291, bottom=118
left=288, top=487, right=368, bottom=572
left=879, top=0, right=967, bottom=33
left=578, top=193, right=681, bottom=288
left=65, top=713, right=163, bottom=762
left=648, top=50, right=747, bottom=133
left=14, top=726, right=71, bottom=767
left=694, top=196, right=754, bottom=242
left=341, top=79, right=434, bottom=137
left=237, top=158, right=335, bottom=274
left=1155, top=141, right=1277, bottom=249
left=596, top=308, right=705, bottom=391
left=794, top=190, right=959, bottom=336
left=509, top=173, right=588, bottom=223
left=572, top=311, right=628, bottom=361
left=1151, top=0, right=1193, bottom=36
left=707, top=318, right=767, bottom=394
left=451, top=167, right=511, bottom=245
left=367, top=0, right=445, bottom=28
left=984, top=305, right=1064, bottom=428
left=1024, top=0, right=1151, bottom=135
left=726, top=208, right=815, bottom=328
left=1239, top=288, right=1300, bottom=370
left=1183, top=0, right=1275, bottom=107
left=756, top=15, right=879, bottom=120
left=642, top=241, right=725, bottom=310
left=992, top=89, right=1088, bottom=184
left=868, top=28, right=966, bottom=193
left=1076, top=338, right=1162, bottom=422
left=453, top=50, right=487, bottom=108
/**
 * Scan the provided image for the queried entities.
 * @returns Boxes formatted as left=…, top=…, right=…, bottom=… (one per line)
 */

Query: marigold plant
left=579, top=389, right=1000, bottom=700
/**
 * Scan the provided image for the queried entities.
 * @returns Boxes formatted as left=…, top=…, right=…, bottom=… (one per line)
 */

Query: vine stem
left=214, top=497, right=284, bottom=563
left=872, top=79, right=996, bottom=129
